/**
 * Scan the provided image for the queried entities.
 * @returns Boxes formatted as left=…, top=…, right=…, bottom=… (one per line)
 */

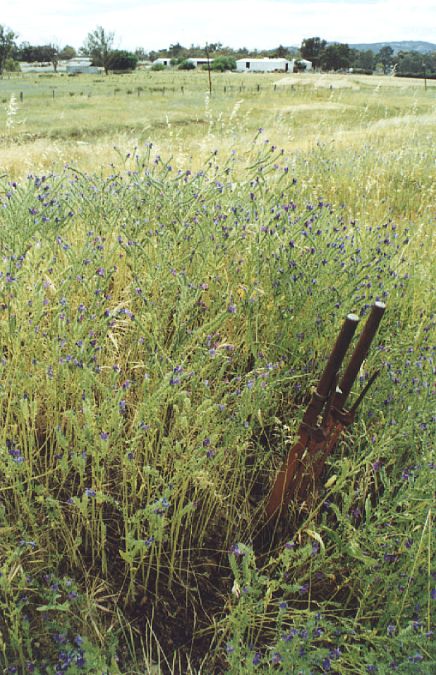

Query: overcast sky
left=2, top=0, right=435, bottom=51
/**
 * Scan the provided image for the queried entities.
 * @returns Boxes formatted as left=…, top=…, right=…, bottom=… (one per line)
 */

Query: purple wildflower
left=252, top=652, right=261, bottom=666
left=271, top=652, right=282, bottom=665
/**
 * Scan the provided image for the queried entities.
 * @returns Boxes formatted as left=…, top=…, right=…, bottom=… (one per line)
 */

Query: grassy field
left=0, top=70, right=434, bottom=673
left=1, top=69, right=435, bottom=221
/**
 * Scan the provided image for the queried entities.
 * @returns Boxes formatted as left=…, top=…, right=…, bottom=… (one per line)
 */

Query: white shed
left=66, top=58, right=101, bottom=74
left=186, top=58, right=212, bottom=68
left=297, top=59, right=313, bottom=71
left=152, top=58, right=172, bottom=68
left=236, top=58, right=292, bottom=73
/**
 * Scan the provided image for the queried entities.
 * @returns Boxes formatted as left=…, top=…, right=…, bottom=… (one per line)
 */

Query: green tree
left=376, top=46, right=394, bottom=73
left=320, top=43, right=352, bottom=71
left=396, top=50, right=426, bottom=75
left=273, top=44, right=289, bottom=58
left=134, top=47, right=148, bottom=61
left=16, top=43, right=59, bottom=71
left=59, top=45, right=76, bottom=60
left=210, top=55, right=236, bottom=72
left=81, top=26, right=115, bottom=75
left=178, top=59, right=196, bottom=70
left=4, top=57, right=20, bottom=72
left=205, top=42, right=223, bottom=53
left=49, top=44, right=60, bottom=72
left=351, top=49, right=375, bottom=72
left=0, top=25, right=17, bottom=76
left=168, top=42, right=185, bottom=58
left=108, top=50, right=138, bottom=72
left=300, top=37, right=327, bottom=69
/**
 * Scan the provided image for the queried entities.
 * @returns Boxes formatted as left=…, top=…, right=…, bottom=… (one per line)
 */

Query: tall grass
left=1, top=71, right=434, bottom=227
left=0, top=75, right=434, bottom=672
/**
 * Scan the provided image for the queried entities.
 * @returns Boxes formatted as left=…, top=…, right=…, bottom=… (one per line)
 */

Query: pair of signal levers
left=265, top=301, right=386, bottom=521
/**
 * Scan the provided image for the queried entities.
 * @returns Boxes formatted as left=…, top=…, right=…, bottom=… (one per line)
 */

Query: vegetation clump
left=177, top=59, right=196, bottom=70
left=0, top=134, right=433, bottom=671
left=210, top=56, right=237, bottom=71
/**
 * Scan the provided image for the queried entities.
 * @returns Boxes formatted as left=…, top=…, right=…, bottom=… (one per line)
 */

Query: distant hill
left=348, top=41, right=436, bottom=54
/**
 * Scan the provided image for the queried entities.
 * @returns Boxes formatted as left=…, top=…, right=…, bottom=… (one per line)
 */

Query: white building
left=297, top=59, right=313, bottom=71
left=152, top=58, right=172, bottom=68
left=66, top=58, right=101, bottom=74
left=236, top=58, right=292, bottom=73
left=186, top=58, right=212, bottom=68
left=236, top=57, right=312, bottom=73
left=19, top=61, right=54, bottom=73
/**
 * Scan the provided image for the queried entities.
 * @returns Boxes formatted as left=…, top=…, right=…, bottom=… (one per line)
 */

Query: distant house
left=186, top=58, right=212, bottom=68
left=236, top=58, right=292, bottom=73
left=236, top=57, right=312, bottom=73
left=297, top=59, right=313, bottom=71
left=20, top=61, right=55, bottom=73
left=152, top=58, right=172, bottom=68
left=66, top=58, right=102, bottom=74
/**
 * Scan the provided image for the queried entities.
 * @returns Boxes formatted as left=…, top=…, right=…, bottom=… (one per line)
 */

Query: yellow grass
left=1, top=70, right=434, bottom=222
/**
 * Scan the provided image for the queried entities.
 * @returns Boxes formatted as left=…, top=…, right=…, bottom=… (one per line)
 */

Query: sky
left=2, top=0, right=435, bottom=52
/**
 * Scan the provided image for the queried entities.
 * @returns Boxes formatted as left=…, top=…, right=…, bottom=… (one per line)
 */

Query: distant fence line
left=14, top=83, right=296, bottom=102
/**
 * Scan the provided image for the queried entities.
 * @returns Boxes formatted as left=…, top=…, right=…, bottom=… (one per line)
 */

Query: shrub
left=178, top=59, right=196, bottom=70
left=293, top=59, right=307, bottom=72
left=4, top=58, right=21, bottom=72
left=395, top=71, right=436, bottom=79
left=349, top=68, right=373, bottom=75
left=151, top=63, right=165, bottom=71
left=210, top=56, right=236, bottom=72
left=108, top=50, right=138, bottom=72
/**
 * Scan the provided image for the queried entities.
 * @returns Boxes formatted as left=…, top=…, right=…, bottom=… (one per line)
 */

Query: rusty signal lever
left=265, top=302, right=386, bottom=521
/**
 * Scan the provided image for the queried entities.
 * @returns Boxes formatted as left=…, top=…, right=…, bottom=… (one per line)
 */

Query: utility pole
left=205, top=42, right=212, bottom=96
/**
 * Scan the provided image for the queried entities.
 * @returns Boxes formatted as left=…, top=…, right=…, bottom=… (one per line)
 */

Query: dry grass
left=1, top=69, right=434, bottom=223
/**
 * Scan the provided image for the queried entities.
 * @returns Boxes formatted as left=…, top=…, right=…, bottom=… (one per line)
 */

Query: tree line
left=1, top=25, right=435, bottom=77
left=0, top=26, right=137, bottom=75
left=300, top=37, right=436, bottom=76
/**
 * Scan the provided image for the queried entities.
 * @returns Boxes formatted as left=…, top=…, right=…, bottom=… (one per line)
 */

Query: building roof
left=68, top=57, right=93, bottom=65
left=236, top=57, right=291, bottom=63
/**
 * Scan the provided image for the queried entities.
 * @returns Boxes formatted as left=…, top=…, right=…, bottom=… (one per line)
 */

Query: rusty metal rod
left=297, top=303, right=386, bottom=501
left=332, top=301, right=386, bottom=414
left=265, top=312, right=360, bottom=520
